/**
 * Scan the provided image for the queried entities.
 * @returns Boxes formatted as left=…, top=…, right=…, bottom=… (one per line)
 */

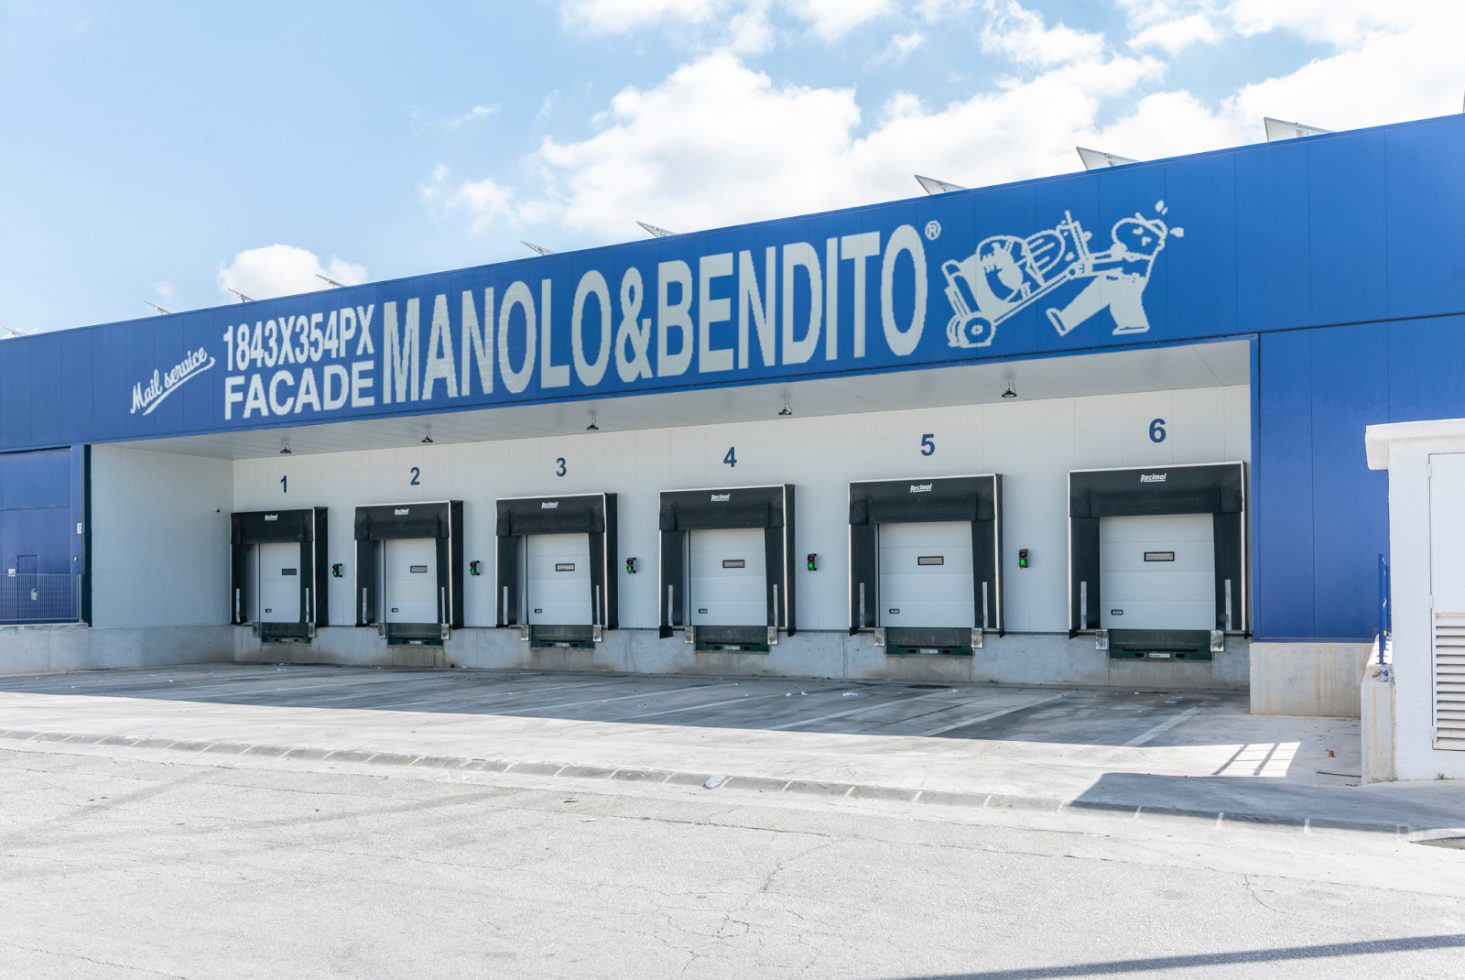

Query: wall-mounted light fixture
left=1001, top=382, right=1018, bottom=399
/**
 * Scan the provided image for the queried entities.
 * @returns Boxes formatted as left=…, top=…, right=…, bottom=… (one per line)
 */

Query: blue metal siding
left=1255, top=315, right=1465, bottom=640
left=1256, top=331, right=1314, bottom=639
left=0, top=446, right=84, bottom=623
left=1307, top=325, right=1389, bottom=640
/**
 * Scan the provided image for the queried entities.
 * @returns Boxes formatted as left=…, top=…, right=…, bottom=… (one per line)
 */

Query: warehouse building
left=1, top=113, right=1461, bottom=720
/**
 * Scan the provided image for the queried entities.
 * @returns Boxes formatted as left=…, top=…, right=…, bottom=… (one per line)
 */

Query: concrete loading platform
left=1, top=665, right=1460, bottom=833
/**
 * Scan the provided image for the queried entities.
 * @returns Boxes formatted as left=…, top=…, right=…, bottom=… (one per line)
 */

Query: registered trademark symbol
left=924, top=220, right=942, bottom=241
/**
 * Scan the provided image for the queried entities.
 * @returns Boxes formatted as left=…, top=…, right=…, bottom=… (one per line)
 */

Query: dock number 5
left=1149, top=419, right=1167, bottom=443
left=920, top=433, right=936, bottom=456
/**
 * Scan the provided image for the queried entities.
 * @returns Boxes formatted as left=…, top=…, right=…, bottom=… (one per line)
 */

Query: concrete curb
left=0, top=726, right=1421, bottom=836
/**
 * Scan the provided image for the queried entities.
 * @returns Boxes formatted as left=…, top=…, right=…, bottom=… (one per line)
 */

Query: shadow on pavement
left=1071, top=770, right=1465, bottom=832
left=900, top=933, right=1465, bottom=979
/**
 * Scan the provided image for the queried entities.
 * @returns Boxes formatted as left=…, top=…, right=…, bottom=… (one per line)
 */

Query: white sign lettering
left=129, top=347, right=215, bottom=416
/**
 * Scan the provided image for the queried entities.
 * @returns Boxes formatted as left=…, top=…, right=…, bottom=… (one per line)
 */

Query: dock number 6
left=1149, top=418, right=1167, bottom=444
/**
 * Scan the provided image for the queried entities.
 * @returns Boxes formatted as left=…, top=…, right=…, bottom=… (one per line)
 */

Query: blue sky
left=0, top=0, right=1456, bottom=335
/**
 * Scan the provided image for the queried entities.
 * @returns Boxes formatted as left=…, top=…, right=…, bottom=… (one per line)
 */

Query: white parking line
left=615, top=688, right=824, bottom=722
left=1123, top=705, right=1203, bottom=747
left=767, top=690, right=951, bottom=731
left=916, top=693, right=1065, bottom=737
left=495, top=681, right=734, bottom=716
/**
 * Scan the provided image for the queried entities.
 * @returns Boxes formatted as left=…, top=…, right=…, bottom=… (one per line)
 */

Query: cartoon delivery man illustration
left=1045, top=211, right=1175, bottom=337
left=942, top=203, right=1182, bottom=349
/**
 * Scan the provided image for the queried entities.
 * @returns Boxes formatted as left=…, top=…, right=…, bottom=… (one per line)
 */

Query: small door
left=688, top=527, right=766, bottom=627
left=1100, top=513, right=1215, bottom=630
left=257, top=542, right=301, bottom=623
left=526, top=533, right=592, bottom=625
left=878, top=521, right=974, bottom=628
left=383, top=538, right=440, bottom=624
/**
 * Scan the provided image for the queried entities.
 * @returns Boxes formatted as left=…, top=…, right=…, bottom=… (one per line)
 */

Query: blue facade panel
left=0, top=446, right=84, bottom=624
left=1255, top=314, right=1465, bottom=640
left=1255, top=331, right=1314, bottom=639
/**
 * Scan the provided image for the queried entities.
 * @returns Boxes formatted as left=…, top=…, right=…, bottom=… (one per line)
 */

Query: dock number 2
left=409, top=466, right=421, bottom=486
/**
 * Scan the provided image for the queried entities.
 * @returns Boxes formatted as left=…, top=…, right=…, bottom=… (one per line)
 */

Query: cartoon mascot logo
left=943, top=202, right=1182, bottom=349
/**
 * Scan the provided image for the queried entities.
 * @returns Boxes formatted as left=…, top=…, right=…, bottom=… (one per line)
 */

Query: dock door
left=354, top=501, right=464, bottom=646
left=849, top=475, right=1001, bottom=656
left=230, top=508, right=327, bottom=643
left=1069, top=463, right=1246, bottom=661
left=659, top=485, right=795, bottom=652
left=495, top=493, right=617, bottom=648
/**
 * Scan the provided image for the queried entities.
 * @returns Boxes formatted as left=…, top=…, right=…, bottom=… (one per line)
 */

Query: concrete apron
left=0, top=666, right=1459, bottom=835
left=234, top=626, right=1251, bottom=692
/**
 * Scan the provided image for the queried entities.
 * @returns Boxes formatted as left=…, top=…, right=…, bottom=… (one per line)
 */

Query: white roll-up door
left=688, top=527, right=766, bottom=627
left=526, top=532, right=592, bottom=625
left=1100, top=513, right=1214, bottom=630
left=878, top=521, right=974, bottom=628
left=257, top=541, right=300, bottom=623
left=383, top=539, right=439, bottom=624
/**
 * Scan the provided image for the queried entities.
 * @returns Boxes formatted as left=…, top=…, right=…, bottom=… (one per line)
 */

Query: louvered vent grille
left=1433, top=612, right=1465, bottom=750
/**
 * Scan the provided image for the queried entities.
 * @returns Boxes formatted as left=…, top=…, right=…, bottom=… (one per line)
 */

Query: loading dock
left=849, top=475, right=1002, bottom=656
left=229, top=508, right=328, bottom=642
left=1069, top=463, right=1246, bottom=660
left=354, top=501, right=464, bottom=645
left=495, top=493, right=617, bottom=648
left=659, top=485, right=794, bottom=652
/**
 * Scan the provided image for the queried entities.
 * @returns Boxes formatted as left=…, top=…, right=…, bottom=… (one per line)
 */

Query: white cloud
left=1228, top=0, right=1444, bottom=47
left=1128, top=13, right=1220, bottom=54
left=881, top=30, right=926, bottom=63
left=447, top=104, right=500, bottom=128
left=559, top=0, right=890, bottom=49
left=1227, top=6, right=1465, bottom=130
left=153, top=281, right=175, bottom=303
left=1092, top=1, right=1465, bottom=160
left=217, top=245, right=368, bottom=301
left=434, top=0, right=1461, bottom=249
left=979, top=0, right=1107, bottom=67
left=422, top=165, right=535, bottom=233
left=460, top=45, right=1160, bottom=241
left=788, top=0, right=893, bottom=40
left=562, top=0, right=721, bottom=33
